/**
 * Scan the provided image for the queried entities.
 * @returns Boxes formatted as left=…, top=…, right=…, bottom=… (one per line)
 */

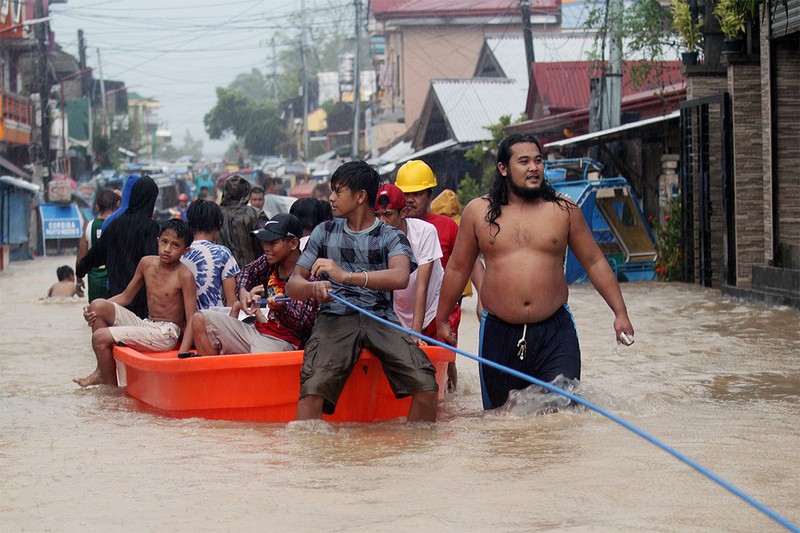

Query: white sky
left=49, top=0, right=306, bottom=157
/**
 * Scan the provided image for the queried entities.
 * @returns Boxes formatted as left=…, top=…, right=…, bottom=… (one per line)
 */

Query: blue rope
left=329, top=293, right=799, bottom=532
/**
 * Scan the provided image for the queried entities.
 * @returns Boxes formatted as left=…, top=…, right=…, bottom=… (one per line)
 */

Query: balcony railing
left=0, top=91, right=32, bottom=145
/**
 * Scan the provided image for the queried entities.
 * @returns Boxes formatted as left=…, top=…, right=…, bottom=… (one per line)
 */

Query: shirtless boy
left=435, top=133, right=634, bottom=409
left=74, top=219, right=197, bottom=387
left=47, top=265, right=84, bottom=298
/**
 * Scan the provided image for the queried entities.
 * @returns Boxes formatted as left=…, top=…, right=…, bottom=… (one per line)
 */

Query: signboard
left=39, top=204, right=83, bottom=255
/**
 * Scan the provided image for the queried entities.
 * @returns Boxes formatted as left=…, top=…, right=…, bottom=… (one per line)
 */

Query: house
left=679, top=2, right=800, bottom=308
left=369, top=0, right=559, bottom=144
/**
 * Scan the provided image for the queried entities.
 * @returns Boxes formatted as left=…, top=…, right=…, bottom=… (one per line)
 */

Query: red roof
left=526, top=61, right=685, bottom=118
left=289, top=182, right=316, bottom=198
left=371, top=0, right=558, bottom=19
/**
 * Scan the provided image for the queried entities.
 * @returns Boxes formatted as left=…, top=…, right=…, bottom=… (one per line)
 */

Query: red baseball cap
left=375, top=184, right=407, bottom=211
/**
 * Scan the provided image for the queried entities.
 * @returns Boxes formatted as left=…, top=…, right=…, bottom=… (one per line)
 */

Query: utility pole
left=520, top=0, right=535, bottom=81
left=271, top=36, right=279, bottom=103
left=77, top=30, right=90, bottom=98
left=300, top=0, right=309, bottom=161
left=97, top=48, right=109, bottom=137
left=351, top=0, right=361, bottom=160
left=602, top=0, right=622, bottom=130
left=36, top=0, right=51, bottom=187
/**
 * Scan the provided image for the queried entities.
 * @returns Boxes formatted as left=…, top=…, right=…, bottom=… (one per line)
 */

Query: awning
left=0, top=155, right=31, bottom=180
left=289, top=182, right=316, bottom=198
left=545, top=111, right=680, bottom=148
left=0, top=175, right=39, bottom=193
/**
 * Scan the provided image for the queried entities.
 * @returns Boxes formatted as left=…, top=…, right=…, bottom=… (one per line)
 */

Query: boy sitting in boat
left=74, top=219, right=197, bottom=387
left=286, top=161, right=439, bottom=423
left=190, top=213, right=319, bottom=355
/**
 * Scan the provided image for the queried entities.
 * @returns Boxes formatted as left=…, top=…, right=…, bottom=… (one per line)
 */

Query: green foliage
left=456, top=173, right=482, bottom=206
left=161, top=130, right=203, bottom=160
left=91, top=116, right=133, bottom=170
left=714, top=0, right=747, bottom=39
left=670, top=0, right=703, bottom=52
left=651, top=196, right=682, bottom=281
left=584, top=0, right=676, bottom=90
left=204, top=87, right=283, bottom=155
left=462, top=114, right=526, bottom=202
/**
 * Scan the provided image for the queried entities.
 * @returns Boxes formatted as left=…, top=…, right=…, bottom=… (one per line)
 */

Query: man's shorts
left=478, top=305, right=581, bottom=410
left=109, top=303, right=180, bottom=352
left=300, top=312, right=439, bottom=415
left=200, top=310, right=296, bottom=354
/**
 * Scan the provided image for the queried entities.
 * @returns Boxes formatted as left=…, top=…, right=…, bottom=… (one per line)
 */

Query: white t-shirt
left=393, top=217, right=444, bottom=331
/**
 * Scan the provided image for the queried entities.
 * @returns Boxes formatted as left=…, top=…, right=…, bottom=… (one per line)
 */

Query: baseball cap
left=252, top=213, right=303, bottom=241
left=177, top=193, right=189, bottom=201
left=375, top=184, right=407, bottom=211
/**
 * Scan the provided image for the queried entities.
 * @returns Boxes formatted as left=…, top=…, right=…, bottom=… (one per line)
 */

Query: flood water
left=2, top=255, right=799, bottom=531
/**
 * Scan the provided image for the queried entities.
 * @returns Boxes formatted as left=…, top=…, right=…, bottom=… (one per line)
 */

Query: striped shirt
left=297, top=218, right=417, bottom=321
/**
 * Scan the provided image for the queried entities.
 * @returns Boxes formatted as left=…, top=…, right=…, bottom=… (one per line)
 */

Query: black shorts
left=300, top=313, right=439, bottom=415
left=478, top=305, right=581, bottom=410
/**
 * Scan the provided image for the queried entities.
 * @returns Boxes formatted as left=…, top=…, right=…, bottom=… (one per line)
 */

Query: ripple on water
left=703, top=372, right=800, bottom=403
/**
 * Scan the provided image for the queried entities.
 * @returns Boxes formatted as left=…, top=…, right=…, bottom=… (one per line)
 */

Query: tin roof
left=528, top=61, right=685, bottom=117
left=371, top=0, right=558, bottom=19
left=476, top=35, right=597, bottom=82
left=427, top=78, right=526, bottom=143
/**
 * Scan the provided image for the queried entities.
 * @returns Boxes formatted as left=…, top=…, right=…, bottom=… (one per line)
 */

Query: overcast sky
left=50, top=0, right=307, bottom=157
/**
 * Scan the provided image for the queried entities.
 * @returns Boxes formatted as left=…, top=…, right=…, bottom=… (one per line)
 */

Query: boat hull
left=114, top=346, right=455, bottom=423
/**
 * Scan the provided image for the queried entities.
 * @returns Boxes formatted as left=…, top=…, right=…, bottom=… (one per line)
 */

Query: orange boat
left=113, top=345, right=455, bottom=423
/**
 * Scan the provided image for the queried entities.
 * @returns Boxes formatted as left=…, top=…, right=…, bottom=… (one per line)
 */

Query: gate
left=679, top=93, right=734, bottom=287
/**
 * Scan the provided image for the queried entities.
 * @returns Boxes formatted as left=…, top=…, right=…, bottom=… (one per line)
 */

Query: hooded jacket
left=218, top=175, right=265, bottom=269
left=78, top=176, right=160, bottom=318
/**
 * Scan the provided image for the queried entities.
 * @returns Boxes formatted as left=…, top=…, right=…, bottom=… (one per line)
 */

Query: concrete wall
left=389, top=24, right=518, bottom=129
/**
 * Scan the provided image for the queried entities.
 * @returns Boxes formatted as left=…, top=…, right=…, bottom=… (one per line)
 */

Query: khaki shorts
left=300, top=312, right=439, bottom=415
left=109, top=303, right=180, bottom=352
left=200, top=310, right=295, bottom=354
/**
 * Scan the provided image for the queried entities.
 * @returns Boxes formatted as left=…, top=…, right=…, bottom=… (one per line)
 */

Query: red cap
left=375, top=184, right=407, bottom=211
left=178, top=193, right=189, bottom=201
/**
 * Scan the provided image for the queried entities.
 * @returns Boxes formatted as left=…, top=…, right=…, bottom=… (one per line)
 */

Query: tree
left=583, top=0, right=677, bottom=90
left=461, top=114, right=527, bottom=203
left=92, top=116, right=133, bottom=170
left=204, top=87, right=283, bottom=155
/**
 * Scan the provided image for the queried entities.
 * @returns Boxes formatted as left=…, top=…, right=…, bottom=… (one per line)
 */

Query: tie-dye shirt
left=180, top=240, right=240, bottom=309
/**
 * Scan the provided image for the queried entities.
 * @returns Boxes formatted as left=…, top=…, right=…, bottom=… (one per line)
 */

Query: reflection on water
left=2, top=257, right=799, bottom=531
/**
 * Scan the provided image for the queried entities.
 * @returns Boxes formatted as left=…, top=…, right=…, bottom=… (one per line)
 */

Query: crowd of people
left=67, top=134, right=634, bottom=423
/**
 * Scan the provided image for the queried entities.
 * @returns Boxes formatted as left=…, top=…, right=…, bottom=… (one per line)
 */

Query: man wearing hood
left=219, top=174, right=267, bottom=269
left=77, top=175, right=160, bottom=319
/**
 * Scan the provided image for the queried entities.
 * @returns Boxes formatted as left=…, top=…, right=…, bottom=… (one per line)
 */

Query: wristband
left=362, top=270, right=369, bottom=288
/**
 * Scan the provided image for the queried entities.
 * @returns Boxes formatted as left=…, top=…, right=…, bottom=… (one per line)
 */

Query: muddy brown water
left=2, top=256, right=798, bottom=531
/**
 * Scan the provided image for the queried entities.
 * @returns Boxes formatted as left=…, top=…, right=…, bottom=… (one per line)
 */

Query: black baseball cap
left=252, top=213, right=303, bottom=241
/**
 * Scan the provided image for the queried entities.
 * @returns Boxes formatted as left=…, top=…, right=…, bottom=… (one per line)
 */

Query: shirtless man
left=435, top=133, right=634, bottom=409
left=74, top=219, right=197, bottom=387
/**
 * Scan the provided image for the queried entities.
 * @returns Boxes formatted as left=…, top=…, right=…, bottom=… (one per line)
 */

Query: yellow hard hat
left=395, top=160, right=437, bottom=193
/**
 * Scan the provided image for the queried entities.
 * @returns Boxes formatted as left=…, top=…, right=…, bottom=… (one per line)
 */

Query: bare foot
left=73, top=369, right=103, bottom=387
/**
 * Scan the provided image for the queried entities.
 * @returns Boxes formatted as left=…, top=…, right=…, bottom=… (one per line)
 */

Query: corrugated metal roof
left=481, top=35, right=596, bottom=82
left=371, top=0, right=558, bottom=18
left=431, top=78, right=526, bottom=143
left=530, top=61, right=685, bottom=115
